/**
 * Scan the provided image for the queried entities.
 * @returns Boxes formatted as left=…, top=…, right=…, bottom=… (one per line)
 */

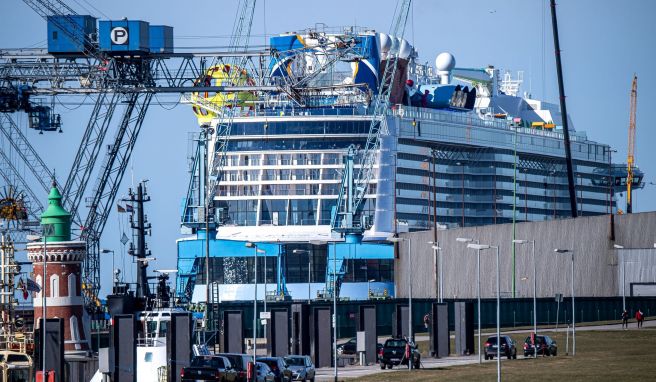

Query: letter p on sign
left=110, top=27, right=128, bottom=45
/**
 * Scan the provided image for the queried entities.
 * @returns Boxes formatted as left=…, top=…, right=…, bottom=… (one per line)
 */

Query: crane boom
left=627, top=74, right=637, bottom=213
left=332, top=0, right=412, bottom=234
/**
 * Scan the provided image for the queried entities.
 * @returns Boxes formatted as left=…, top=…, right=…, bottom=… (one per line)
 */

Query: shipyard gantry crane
left=0, top=0, right=272, bottom=311
left=626, top=74, right=637, bottom=213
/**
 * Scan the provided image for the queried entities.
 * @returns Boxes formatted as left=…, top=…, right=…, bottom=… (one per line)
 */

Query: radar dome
left=435, top=52, right=456, bottom=71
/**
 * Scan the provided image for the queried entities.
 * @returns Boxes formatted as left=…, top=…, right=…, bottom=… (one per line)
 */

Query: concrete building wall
left=394, top=212, right=656, bottom=299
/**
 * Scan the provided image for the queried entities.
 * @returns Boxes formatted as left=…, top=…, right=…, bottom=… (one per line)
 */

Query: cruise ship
left=176, top=27, right=643, bottom=304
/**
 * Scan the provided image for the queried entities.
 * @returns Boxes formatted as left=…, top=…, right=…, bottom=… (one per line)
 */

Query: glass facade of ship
left=217, top=106, right=614, bottom=231
left=177, top=105, right=625, bottom=303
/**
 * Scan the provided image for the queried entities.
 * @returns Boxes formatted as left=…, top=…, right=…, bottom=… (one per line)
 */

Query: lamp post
left=428, top=225, right=447, bottom=303
left=468, top=243, right=500, bottom=382
left=388, top=236, right=413, bottom=370
left=614, top=244, right=639, bottom=312
left=514, top=239, right=537, bottom=358
left=607, top=148, right=617, bottom=214
left=245, top=242, right=259, bottom=370
left=310, top=239, right=335, bottom=381
left=457, top=237, right=481, bottom=363
left=101, top=249, right=115, bottom=286
left=555, top=248, right=574, bottom=356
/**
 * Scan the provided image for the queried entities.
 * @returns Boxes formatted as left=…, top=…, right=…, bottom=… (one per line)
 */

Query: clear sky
left=1, top=0, right=654, bottom=298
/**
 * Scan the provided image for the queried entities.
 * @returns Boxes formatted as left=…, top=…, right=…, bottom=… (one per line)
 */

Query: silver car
left=283, top=355, right=315, bottom=382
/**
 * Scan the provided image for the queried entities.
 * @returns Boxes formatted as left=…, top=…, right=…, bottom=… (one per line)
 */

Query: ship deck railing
left=395, top=105, right=587, bottom=143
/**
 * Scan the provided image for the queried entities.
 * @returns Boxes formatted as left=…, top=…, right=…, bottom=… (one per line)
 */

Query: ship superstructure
left=177, top=27, right=643, bottom=303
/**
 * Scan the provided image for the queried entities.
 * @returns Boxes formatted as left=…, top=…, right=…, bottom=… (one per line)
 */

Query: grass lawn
left=351, top=327, right=656, bottom=381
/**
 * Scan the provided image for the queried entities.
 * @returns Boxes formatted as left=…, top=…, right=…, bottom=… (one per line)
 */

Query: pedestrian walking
left=621, top=309, right=629, bottom=329
left=636, top=309, right=644, bottom=328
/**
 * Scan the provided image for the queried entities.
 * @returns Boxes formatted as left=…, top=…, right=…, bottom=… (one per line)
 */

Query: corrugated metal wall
left=395, top=212, right=656, bottom=299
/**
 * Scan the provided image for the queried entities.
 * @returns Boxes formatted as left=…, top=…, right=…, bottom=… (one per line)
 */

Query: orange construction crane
left=627, top=74, right=637, bottom=213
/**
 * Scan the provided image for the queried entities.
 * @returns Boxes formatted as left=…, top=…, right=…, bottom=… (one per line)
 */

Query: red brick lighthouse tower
left=27, top=183, right=90, bottom=355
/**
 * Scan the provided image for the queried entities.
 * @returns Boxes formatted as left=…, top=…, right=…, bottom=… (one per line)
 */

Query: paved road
left=314, top=319, right=655, bottom=381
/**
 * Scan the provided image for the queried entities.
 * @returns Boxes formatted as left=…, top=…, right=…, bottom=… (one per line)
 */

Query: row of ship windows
left=218, top=184, right=378, bottom=197
left=230, top=121, right=371, bottom=136
left=226, top=138, right=366, bottom=152
left=195, top=256, right=394, bottom=284
left=217, top=198, right=376, bottom=226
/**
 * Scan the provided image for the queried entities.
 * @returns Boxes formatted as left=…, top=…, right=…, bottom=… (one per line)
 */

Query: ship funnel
left=435, top=52, right=456, bottom=85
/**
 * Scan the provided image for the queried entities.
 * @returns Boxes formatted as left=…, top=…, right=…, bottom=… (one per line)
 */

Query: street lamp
left=310, top=239, right=335, bottom=381
left=614, top=244, right=639, bottom=312
left=101, top=249, right=115, bottom=286
left=430, top=244, right=442, bottom=302
left=293, top=249, right=312, bottom=303
left=554, top=248, right=575, bottom=356
left=388, top=236, right=413, bottom=371
left=428, top=225, right=447, bottom=303
left=514, top=239, right=537, bottom=358
left=457, top=237, right=482, bottom=364
left=245, top=242, right=258, bottom=369
left=468, top=243, right=500, bottom=382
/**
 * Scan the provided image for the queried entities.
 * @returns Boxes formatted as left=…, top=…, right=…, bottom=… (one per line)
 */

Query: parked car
left=256, top=357, right=292, bottom=382
left=379, top=337, right=421, bottom=370
left=484, top=335, right=517, bottom=360
left=336, top=337, right=384, bottom=357
left=217, top=353, right=253, bottom=382
left=284, top=355, right=315, bottom=382
left=181, top=355, right=238, bottom=381
left=255, top=362, right=276, bottom=382
left=523, top=335, right=558, bottom=357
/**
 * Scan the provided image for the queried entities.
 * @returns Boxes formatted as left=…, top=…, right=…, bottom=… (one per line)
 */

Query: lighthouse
left=27, top=183, right=90, bottom=355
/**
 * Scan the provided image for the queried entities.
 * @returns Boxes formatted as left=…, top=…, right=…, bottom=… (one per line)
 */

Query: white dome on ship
left=399, top=39, right=412, bottom=59
left=390, top=36, right=401, bottom=54
left=435, top=52, right=456, bottom=71
left=378, top=33, right=392, bottom=53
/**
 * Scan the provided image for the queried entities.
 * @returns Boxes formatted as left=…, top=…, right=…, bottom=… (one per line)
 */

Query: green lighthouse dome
left=40, top=183, right=71, bottom=242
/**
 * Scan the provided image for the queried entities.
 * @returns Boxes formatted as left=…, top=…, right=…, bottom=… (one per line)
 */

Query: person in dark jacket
left=621, top=310, right=629, bottom=329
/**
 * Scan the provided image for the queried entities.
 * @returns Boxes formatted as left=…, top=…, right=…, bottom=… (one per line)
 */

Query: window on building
left=68, top=273, right=77, bottom=296
left=50, top=274, right=59, bottom=298
left=70, top=316, right=80, bottom=347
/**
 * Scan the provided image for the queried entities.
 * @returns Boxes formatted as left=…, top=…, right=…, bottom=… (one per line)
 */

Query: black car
left=337, top=337, right=384, bottom=358
left=256, top=357, right=292, bottom=382
left=379, top=337, right=421, bottom=370
left=181, top=355, right=238, bottom=381
left=523, top=335, right=558, bottom=357
left=217, top=353, right=253, bottom=382
left=484, top=335, right=517, bottom=360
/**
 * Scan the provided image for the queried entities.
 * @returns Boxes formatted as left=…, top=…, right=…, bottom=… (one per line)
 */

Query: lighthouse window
left=50, top=274, right=60, bottom=298
left=70, top=316, right=80, bottom=344
left=68, top=274, right=77, bottom=296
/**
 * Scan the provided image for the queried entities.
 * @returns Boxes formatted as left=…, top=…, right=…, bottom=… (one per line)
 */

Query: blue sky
left=1, top=0, right=654, bottom=297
